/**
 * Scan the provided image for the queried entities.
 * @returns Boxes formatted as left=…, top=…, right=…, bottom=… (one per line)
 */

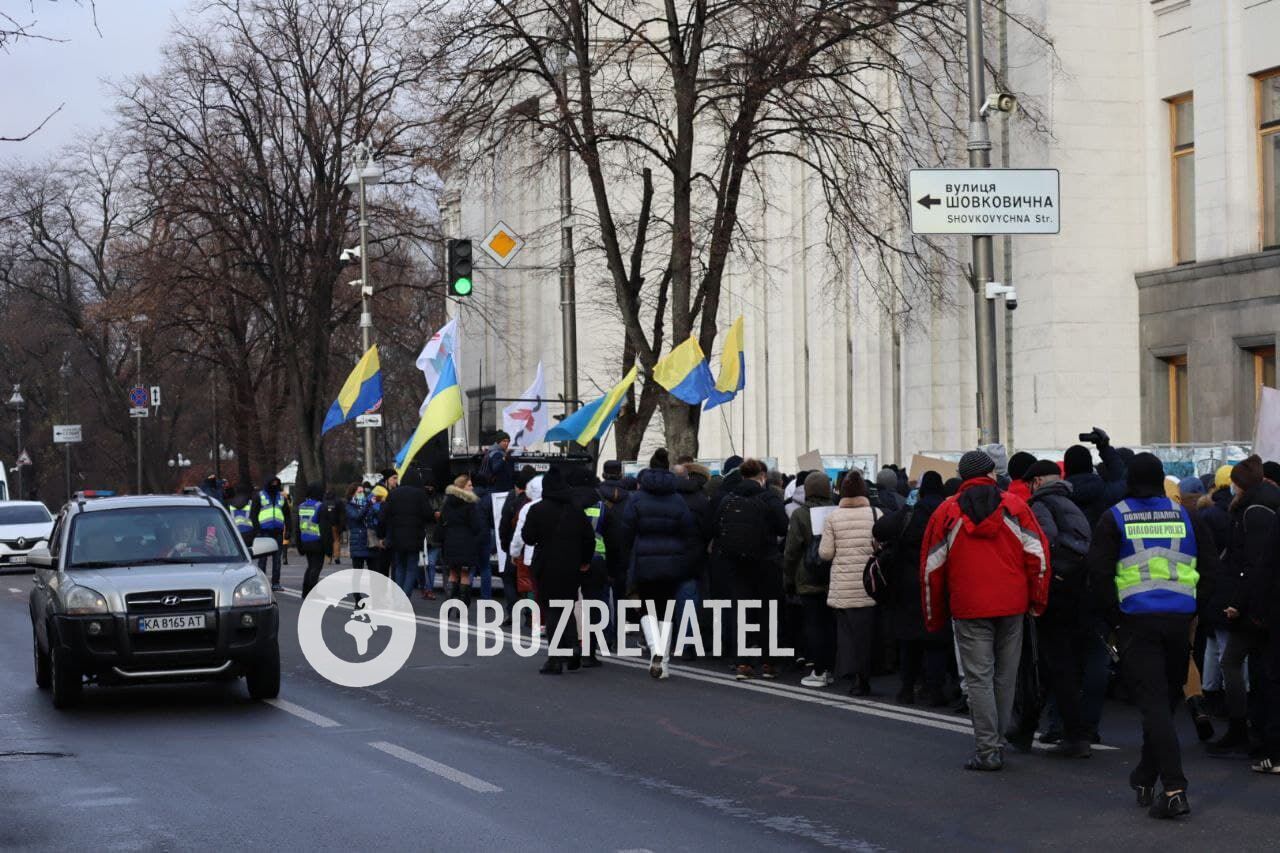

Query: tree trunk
left=659, top=394, right=701, bottom=460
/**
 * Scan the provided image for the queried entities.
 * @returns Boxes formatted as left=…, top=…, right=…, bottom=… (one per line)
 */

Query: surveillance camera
left=981, top=92, right=1017, bottom=117
left=984, top=281, right=1017, bottom=309
left=1005, top=296, right=1017, bottom=311
left=339, top=246, right=361, bottom=263
left=361, top=284, right=374, bottom=298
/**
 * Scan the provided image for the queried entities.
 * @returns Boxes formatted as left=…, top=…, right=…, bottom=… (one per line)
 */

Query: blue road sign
left=129, top=385, right=149, bottom=407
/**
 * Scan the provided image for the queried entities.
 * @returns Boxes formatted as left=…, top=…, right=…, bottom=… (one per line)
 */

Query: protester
left=873, top=470, right=949, bottom=706
left=498, top=467, right=538, bottom=620
left=509, top=475, right=545, bottom=622
left=1086, top=452, right=1222, bottom=819
left=1207, top=455, right=1280, bottom=757
left=712, top=458, right=788, bottom=680
left=440, top=474, right=484, bottom=604
left=623, top=452, right=696, bottom=679
left=324, top=489, right=345, bottom=565
left=345, top=483, right=372, bottom=570
left=675, top=462, right=715, bottom=653
left=1007, top=459, right=1094, bottom=758
left=367, top=485, right=389, bottom=576
left=383, top=467, right=431, bottom=597
left=471, top=471, right=496, bottom=601
left=520, top=467, right=597, bottom=674
left=1006, top=452, right=1036, bottom=503
left=784, top=471, right=836, bottom=688
left=422, top=481, right=445, bottom=599
left=1199, top=465, right=1235, bottom=554
left=875, top=468, right=906, bottom=514
left=819, top=470, right=880, bottom=695
left=480, top=431, right=516, bottom=492
left=921, top=450, right=1050, bottom=771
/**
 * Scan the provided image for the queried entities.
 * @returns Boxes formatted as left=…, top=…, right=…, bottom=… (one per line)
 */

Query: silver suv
left=27, top=494, right=280, bottom=708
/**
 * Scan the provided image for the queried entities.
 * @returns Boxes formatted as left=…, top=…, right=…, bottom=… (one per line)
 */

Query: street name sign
left=356, top=413, right=383, bottom=428
left=53, top=424, right=82, bottom=443
left=908, top=168, right=1060, bottom=235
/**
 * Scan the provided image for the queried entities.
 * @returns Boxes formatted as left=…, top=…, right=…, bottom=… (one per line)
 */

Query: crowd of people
left=198, top=425, right=1280, bottom=821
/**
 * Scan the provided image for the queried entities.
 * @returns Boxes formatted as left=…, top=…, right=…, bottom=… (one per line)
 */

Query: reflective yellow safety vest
left=229, top=502, right=254, bottom=534
left=1110, top=497, right=1199, bottom=616
left=584, top=504, right=607, bottom=557
left=258, top=491, right=285, bottom=531
left=298, top=499, right=322, bottom=543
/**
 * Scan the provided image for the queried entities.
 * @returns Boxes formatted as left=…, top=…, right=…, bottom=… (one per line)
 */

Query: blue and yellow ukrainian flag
left=652, top=336, right=717, bottom=405
left=321, top=345, right=383, bottom=435
left=396, top=355, right=463, bottom=478
left=546, top=366, right=638, bottom=446
left=704, top=316, right=745, bottom=411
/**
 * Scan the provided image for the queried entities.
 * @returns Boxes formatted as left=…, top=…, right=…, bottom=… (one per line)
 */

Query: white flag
left=416, top=318, right=459, bottom=415
left=503, top=362, right=550, bottom=449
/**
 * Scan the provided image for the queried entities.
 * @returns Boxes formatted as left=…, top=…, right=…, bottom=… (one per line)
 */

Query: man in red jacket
left=921, top=450, right=1051, bottom=771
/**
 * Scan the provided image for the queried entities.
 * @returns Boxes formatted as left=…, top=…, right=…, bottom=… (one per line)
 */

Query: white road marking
left=263, top=698, right=341, bottom=728
left=75, top=797, right=137, bottom=807
left=278, top=586, right=1117, bottom=749
left=8, top=588, right=21, bottom=594
left=368, top=741, right=503, bottom=793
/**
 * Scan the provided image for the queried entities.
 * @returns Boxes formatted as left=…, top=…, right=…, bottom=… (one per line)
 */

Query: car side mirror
left=26, top=547, right=53, bottom=569
left=251, top=537, right=280, bottom=558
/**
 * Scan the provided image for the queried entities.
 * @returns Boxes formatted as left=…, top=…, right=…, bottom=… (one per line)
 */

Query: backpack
left=717, top=493, right=768, bottom=560
left=858, top=506, right=895, bottom=604
left=804, top=529, right=833, bottom=585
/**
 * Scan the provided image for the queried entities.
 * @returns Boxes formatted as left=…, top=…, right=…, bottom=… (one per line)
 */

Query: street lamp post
left=7, top=385, right=24, bottom=499
left=345, top=144, right=382, bottom=476
left=553, top=36, right=579, bottom=413
left=131, top=314, right=148, bottom=494
left=60, top=353, right=72, bottom=503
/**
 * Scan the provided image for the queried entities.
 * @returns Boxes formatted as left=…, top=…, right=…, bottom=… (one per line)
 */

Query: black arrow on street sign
left=917, top=194, right=941, bottom=209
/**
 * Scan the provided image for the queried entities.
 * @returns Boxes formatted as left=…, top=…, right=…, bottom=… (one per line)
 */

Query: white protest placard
left=491, top=492, right=508, bottom=577
left=1253, top=386, right=1280, bottom=463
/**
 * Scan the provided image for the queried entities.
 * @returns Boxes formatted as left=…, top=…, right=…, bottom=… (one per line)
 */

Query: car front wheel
left=33, top=626, right=51, bottom=689
left=245, top=644, right=280, bottom=700
left=50, top=643, right=82, bottom=709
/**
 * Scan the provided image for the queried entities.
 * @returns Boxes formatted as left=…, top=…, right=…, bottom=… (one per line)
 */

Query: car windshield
left=67, top=506, right=245, bottom=568
left=0, top=505, right=51, bottom=525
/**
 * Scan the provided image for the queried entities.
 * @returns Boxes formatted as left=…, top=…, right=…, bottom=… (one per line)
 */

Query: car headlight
left=64, top=584, right=109, bottom=616
left=233, top=575, right=273, bottom=607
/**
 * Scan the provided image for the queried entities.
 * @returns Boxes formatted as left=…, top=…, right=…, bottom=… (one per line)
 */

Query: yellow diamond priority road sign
left=480, top=221, right=525, bottom=268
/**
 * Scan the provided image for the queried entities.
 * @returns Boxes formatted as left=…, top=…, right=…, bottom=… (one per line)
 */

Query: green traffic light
left=453, top=277, right=472, bottom=296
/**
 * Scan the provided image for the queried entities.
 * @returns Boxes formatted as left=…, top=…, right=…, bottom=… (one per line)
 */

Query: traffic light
left=447, top=239, right=473, bottom=297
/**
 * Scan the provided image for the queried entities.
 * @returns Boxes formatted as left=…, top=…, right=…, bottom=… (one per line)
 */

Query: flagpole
left=719, top=404, right=737, bottom=457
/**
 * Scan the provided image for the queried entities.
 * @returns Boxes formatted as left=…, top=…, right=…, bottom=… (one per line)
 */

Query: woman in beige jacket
left=818, top=470, right=880, bottom=696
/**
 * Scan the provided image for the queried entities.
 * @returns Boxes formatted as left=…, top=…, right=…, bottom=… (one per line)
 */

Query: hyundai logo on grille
left=162, top=594, right=182, bottom=607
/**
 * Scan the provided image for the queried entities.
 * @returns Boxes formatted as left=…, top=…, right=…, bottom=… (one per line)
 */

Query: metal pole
left=358, top=157, right=375, bottom=473
left=966, top=0, right=1000, bottom=445
left=62, top=364, right=71, bottom=503
left=14, top=406, right=22, bottom=499
left=135, top=340, right=143, bottom=493
left=558, top=59, right=579, bottom=412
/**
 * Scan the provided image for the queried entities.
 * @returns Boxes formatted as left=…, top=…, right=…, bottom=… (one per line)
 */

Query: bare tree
left=116, top=0, right=440, bottom=485
left=431, top=0, right=1048, bottom=458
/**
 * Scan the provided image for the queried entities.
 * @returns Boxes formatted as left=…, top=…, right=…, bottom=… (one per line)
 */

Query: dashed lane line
left=368, top=741, right=503, bottom=793
left=263, top=697, right=341, bottom=728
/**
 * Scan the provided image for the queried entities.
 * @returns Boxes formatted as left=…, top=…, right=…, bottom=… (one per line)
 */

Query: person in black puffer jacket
left=622, top=462, right=695, bottom=679
left=1198, top=466, right=1234, bottom=557
left=1208, top=456, right=1280, bottom=755
left=382, top=467, right=431, bottom=597
left=1007, top=460, right=1096, bottom=757
left=711, top=458, right=789, bottom=678
left=1063, top=429, right=1128, bottom=529
left=521, top=467, right=596, bottom=674
left=439, top=474, right=484, bottom=604
left=872, top=470, right=949, bottom=706
left=597, top=477, right=631, bottom=634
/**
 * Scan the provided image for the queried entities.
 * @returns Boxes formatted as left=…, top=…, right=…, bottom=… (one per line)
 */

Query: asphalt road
left=2, top=560, right=1278, bottom=852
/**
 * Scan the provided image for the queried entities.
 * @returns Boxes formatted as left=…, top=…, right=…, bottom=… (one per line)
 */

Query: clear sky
left=0, top=0, right=192, bottom=161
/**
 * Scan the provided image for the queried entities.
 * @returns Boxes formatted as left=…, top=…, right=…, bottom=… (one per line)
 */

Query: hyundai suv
left=27, top=494, right=280, bottom=708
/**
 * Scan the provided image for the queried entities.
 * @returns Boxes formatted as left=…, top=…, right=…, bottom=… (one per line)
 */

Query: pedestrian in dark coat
left=439, top=475, right=484, bottom=603
left=294, top=482, right=333, bottom=597
left=1062, top=429, right=1127, bottom=529
left=521, top=467, right=596, bottom=673
left=1198, top=467, right=1234, bottom=556
left=345, top=483, right=372, bottom=569
left=872, top=470, right=948, bottom=705
left=623, top=465, right=696, bottom=679
left=383, top=467, right=431, bottom=597
left=783, top=471, right=836, bottom=687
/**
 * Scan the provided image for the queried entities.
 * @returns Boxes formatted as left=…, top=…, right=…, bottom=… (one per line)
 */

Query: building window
left=1259, top=71, right=1280, bottom=250
left=1165, top=354, right=1189, bottom=442
left=1170, top=95, right=1195, bottom=264
left=1255, top=345, right=1277, bottom=408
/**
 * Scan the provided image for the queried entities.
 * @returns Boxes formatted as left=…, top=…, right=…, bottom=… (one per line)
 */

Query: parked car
left=0, top=501, right=54, bottom=570
left=27, top=494, right=281, bottom=708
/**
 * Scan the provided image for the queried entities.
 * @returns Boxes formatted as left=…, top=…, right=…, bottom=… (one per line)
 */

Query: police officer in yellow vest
left=295, top=482, right=333, bottom=597
left=1087, top=453, right=1221, bottom=821
left=227, top=483, right=256, bottom=547
left=254, top=477, right=288, bottom=590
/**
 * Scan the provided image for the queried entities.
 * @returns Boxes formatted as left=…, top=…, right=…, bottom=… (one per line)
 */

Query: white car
left=0, top=501, right=54, bottom=570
